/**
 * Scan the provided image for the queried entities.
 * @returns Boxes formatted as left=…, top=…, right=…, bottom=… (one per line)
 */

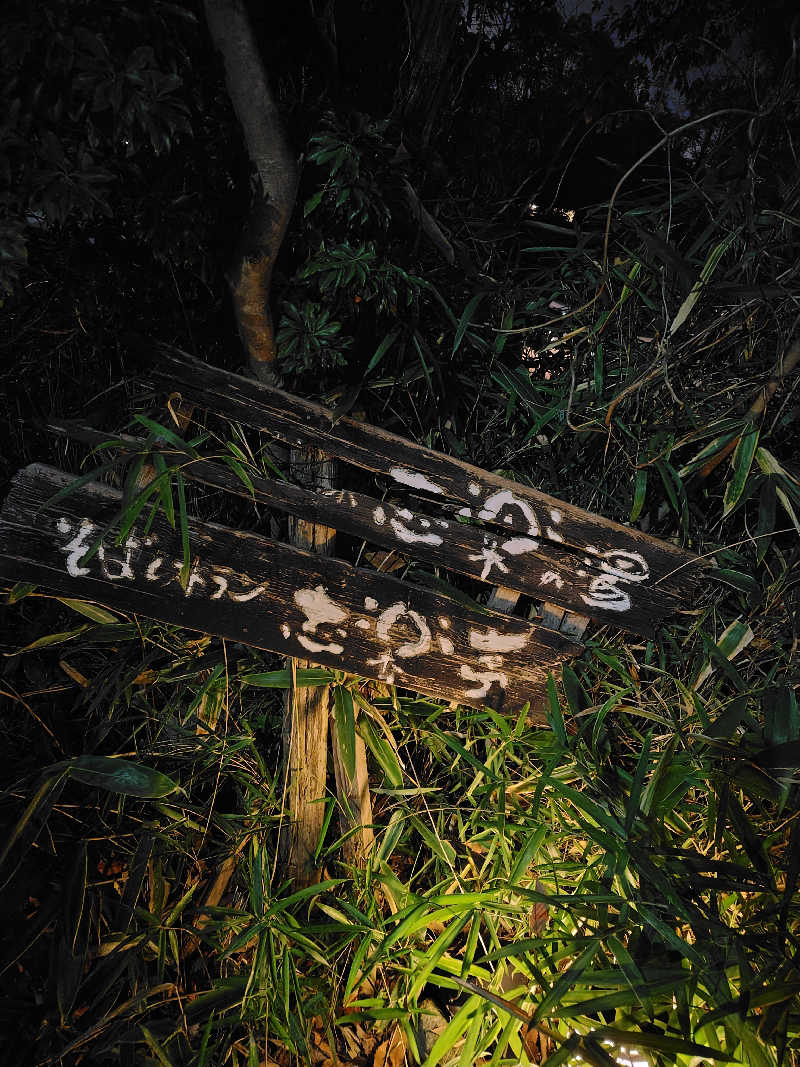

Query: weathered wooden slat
left=49, top=423, right=688, bottom=638
left=0, top=464, right=583, bottom=715
left=146, top=350, right=706, bottom=627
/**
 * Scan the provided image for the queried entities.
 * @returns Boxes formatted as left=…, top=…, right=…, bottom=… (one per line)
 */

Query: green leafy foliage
left=2, top=0, right=800, bottom=1063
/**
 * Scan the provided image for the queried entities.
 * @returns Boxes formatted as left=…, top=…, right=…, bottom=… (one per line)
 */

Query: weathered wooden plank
left=0, top=465, right=582, bottom=715
left=146, top=350, right=707, bottom=628
left=48, top=423, right=687, bottom=637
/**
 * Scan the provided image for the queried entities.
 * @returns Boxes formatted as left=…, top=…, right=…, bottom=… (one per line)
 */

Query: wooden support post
left=280, top=449, right=335, bottom=888
left=279, top=448, right=375, bottom=884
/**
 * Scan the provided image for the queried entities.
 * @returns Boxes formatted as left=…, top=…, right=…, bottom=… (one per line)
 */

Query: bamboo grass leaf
left=333, top=684, right=356, bottom=780
left=65, top=756, right=180, bottom=798
left=723, top=427, right=759, bottom=516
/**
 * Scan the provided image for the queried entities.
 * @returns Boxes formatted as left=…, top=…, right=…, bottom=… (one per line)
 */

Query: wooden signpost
left=0, top=352, right=708, bottom=718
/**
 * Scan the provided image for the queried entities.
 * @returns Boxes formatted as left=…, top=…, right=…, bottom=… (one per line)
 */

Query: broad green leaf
left=357, top=713, right=403, bottom=787
left=533, top=942, right=601, bottom=1021
left=453, top=294, right=484, bottom=354
left=776, top=484, right=800, bottom=533
left=723, top=427, right=759, bottom=516
left=629, top=468, right=647, bottom=522
left=546, top=672, right=567, bottom=745
left=624, top=730, right=651, bottom=833
left=7, top=581, right=37, bottom=603
left=0, top=773, right=65, bottom=870
left=677, top=429, right=740, bottom=479
left=408, top=911, right=472, bottom=1002
left=57, top=598, right=120, bottom=624
left=132, top=413, right=189, bottom=448
left=668, top=228, right=738, bottom=336
left=333, top=685, right=356, bottom=781
left=590, top=1026, right=736, bottom=1061
left=65, top=756, right=179, bottom=798
left=17, top=626, right=88, bottom=652
left=366, top=328, right=400, bottom=372
left=492, top=307, right=514, bottom=355
left=692, top=618, right=754, bottom=689
left=303, top=189, right=324, bottom=216
left=241, top=668, right=335, bottom=688
left=508, top=825, right=546, bottom=885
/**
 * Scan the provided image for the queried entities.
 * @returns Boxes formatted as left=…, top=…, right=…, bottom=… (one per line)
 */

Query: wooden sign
left=144, top=350, right=707, bottom=637
left=0, top=464, right=583, bottom=713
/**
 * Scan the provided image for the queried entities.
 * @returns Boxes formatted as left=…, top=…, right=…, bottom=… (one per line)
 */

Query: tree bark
left=204, top=0, right=298, bottom=381
left=397, top=0, right=462, bottom=148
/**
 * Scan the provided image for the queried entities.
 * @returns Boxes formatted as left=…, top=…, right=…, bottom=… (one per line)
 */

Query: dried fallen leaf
left=373, top=1025, right=406, bottom=1067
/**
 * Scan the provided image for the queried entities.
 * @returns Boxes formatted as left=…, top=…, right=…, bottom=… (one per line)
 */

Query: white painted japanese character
left=375, top=603, right=431, bottom=658
left=469, top=537, right=509, bottom=580
left=460, top=660, right=508, bottom=699
left=469, top=628, right=527, bottom=653
left=98, top=534, right=139, bottom=581
left=580, top=549, right=650, bottom=612
left=293, top=585, right=348, bottom=655
left=210, top=574, right=228, bottom=599
left=58, top=518, right=95, bottom=577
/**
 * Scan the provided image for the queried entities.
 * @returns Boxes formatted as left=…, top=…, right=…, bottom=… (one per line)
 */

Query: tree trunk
left=397, top=0, right=462, bottom=148
left=204, top=0, right=297, bottom=381
left=205, top=0, right=375, bottom=888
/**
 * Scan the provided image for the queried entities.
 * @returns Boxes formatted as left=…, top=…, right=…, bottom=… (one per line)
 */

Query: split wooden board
left=143, top=349, right=707, bottom=637
left=0, top=464, right=583, bottom=715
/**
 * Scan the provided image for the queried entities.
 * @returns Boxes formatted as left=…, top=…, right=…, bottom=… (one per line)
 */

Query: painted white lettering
left=460, top=664, right=508, bottom=699
left=477, top=489, right=539, bottom=536
left=580, top=549, right=649, bottom=612
left=59, top=518, right=96, bottom=577
left=503, top=536, right=539, bottom=556
left=295, top=586, right=348, bottom=631
left=540, top=570, right=564, bottom=589
left=298, top=635, right=345, bottom=655
left=367, top=651, right=395, bottom=683
left=173, top=562, right=205, bottom=595
left=375, top=603, right=431, bottom=658
left=390, top=517, right=444, bottom=546
left=210, top=575, right=228, bottom=599
left=294, top=586, right=349, bottom=654
left=390, top=467, right=444, bottom=494
left=469, top=628, right=527, bottom=653
left=230, top=583, right=268, bottom=602
left=469, top=538, right=509, bottom=580
left=99, top=534, right=139, bottom=581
